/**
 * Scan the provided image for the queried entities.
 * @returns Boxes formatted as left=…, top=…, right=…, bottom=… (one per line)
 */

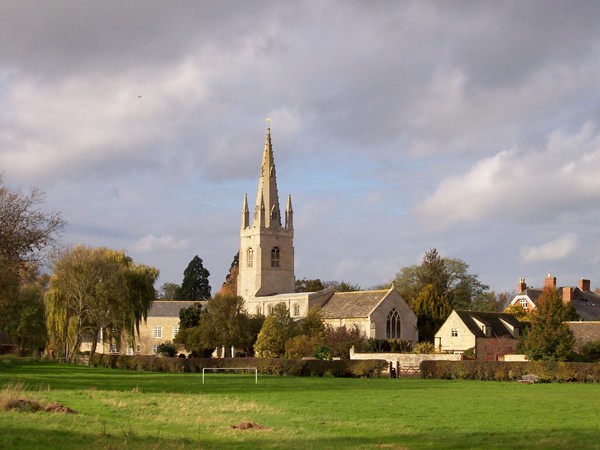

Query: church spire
left=285, top=194, right=293, bottom=230
left=253, top=128, right=282, bottom=228
left=241, top=193, right=249, bottom=229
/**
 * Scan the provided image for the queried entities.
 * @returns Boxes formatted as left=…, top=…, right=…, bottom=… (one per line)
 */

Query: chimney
left=579, top=277, right=591, bottom=292
left=518, top=277, right=527, bottom=293
left=544, top=273, right=556, bottom=290
left=562, top=287, right=573, bottom=304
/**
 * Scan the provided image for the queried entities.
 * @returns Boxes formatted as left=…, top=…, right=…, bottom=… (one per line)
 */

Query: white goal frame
left=201, top=367, right=258, bottom=384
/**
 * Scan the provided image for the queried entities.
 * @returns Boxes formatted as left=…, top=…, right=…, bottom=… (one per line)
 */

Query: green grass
left=1, top=357, right=600, bottom=449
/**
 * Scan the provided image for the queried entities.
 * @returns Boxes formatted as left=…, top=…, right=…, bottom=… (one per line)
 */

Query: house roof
left=319, top=289, right=389, bottom=319
left=455, top=311, right=521, bottom=339
left=148, top=301, right=205, bottom=318
left=566, top=321, right=600, bottom=345
left=520, top=287, right=600, bottom=321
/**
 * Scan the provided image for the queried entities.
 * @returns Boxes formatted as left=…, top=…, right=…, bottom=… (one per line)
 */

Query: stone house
left=508, top=273, right=600, bottom=320
left=434, top=310, right=522, bottom=360
left=84, top=300, right=204, bottom=355
left=236, top=128, right=418, bottom=342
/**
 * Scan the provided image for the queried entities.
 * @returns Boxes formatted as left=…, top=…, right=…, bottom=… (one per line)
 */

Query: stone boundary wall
left=349, top=347, right=462, bottom=367
left=504, top=354, right=528, bottom=362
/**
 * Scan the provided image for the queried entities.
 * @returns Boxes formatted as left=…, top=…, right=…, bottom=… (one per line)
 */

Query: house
left=508, top=274, right=600, bottom=321
left=236, top=128, right=418, bottom=341
left=83, top=300, right=204, bottom=355
left=434, top=310, right=522, bottom=360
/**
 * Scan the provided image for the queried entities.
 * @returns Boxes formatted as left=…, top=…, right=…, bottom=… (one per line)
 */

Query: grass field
left=1, top=357, right=600, bottom=449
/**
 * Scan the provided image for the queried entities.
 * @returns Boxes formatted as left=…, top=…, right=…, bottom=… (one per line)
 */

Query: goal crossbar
left=201, top=367, right=258, bottom=384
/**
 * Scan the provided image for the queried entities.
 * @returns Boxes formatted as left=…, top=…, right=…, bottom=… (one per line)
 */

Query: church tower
left=237, top=128, right=295, bottom=299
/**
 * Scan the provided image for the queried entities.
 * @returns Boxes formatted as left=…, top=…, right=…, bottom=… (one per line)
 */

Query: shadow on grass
left=0, top=423, right=596, bottom=449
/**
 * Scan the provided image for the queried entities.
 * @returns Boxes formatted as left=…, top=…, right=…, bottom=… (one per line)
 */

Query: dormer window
left=520, top=298, right=528, bottom=309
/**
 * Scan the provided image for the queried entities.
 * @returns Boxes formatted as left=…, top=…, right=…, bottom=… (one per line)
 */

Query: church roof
left=148, top=301, right=205, bottom=317
left=319, top=289, right=390, bottom=319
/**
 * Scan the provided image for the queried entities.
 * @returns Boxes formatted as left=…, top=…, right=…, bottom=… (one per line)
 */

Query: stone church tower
left=237, top=128, right=295, bottom=299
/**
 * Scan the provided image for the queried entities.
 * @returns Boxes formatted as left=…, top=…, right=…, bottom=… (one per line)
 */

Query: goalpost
left=201, top=367, right=258, bottom=384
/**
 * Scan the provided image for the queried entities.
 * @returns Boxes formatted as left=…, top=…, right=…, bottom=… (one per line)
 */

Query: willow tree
left=45, top=246, right=158, bottom=361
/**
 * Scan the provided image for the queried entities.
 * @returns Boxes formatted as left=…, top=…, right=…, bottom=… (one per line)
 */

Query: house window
left=271, top=247, right=280, bottom=267
left=173, top=326, right=179, bottom=338
left=153, top=326, right=162, bottom=339
left=293, top=303, right=300, bottom=317
left=268, top=305, right=274, bottom=316
left=520, top=298, right=528, bottom=309
left=136, top=344, right=141, bottom=353
left=126, top=345, right=134, bottom=356
left=256, top=306, right=262, bottom=315
left=108, top=343, right=118, bottom=354
left=247, top=247, right=254, bottom=268
left=451, top=328, right=458, bottom=337
left=152, top=346, right=158, bottom=354
left=386, top=309, right=401, bottom=339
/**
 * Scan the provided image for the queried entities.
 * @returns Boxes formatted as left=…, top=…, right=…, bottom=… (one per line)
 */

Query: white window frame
left=451, top=328, right=458, bottom=337
left=173, top=325, right=179, bottom=338
left=153, top=326, right=163, bottom=339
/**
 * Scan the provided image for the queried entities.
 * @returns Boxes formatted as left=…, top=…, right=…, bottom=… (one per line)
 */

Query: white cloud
left=520, top=233, right=579, bottom=263
left=413, top=123, right=600, bottom=229
left=133, top=234, right=188, bottom=253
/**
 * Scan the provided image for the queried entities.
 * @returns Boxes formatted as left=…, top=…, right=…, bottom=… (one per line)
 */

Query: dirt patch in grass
left=2, top=398, right=75, bottom=413
left=230, top=421, right=270, bottom=430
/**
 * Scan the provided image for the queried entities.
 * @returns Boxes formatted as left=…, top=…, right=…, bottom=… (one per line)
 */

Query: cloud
left=520, top=234, right=579, bottom=263
left=413, top=123, right=600, bottom=229
left=133, top=234, right=188, bottom=253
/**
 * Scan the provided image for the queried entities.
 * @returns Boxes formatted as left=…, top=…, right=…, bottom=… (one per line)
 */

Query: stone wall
left=349, top=347, right=462, bottom=367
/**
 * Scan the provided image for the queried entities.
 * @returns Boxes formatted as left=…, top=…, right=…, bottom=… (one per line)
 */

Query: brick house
left=508, top=274, right=600, bottom=321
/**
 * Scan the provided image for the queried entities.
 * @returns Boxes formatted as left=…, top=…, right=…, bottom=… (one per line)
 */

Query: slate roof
left=455, top=311, right=522, bottom=339
left=148, top=301, right=205, bottom=317
left=319, top=289, right=389, bottom=319
left=523, top=287, right=600, bottom=321
left=566, top=321, right=600, bottom=346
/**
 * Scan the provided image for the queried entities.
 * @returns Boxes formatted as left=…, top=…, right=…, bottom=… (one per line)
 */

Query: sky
left=2, top=1, right=600, bottom=295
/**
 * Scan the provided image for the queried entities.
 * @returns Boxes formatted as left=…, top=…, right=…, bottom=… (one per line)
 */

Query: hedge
left=89, top=354, right=387, bottom=378
left=420, top=360, right=600, bottom=383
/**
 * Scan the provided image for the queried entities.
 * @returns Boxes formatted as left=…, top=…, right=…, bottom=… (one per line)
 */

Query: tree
left=324, top=324, right=367, bottom=359
left=177, top=255, right=211, bottom=300
left=176, top=293, right=262, bottom=356
left=295, top=278, right=325, bottom=293
left=411, top=284, right=452, bottom=343
left=45, top=246, right=159, bottom=361
left=323, top=280, right=361, bottom=292
left=254, top=303, right=296, bottom=358
left=220, top=252, right=239, bottom=296
left=158, top=282, right=181, bottom=300
left=284, top=307, right=326, bottom=359
left=393, top=248, right=489, bottom=310
left=522, top=288, right=576, bottom=361
left=0, top=178, right=64, bottom=346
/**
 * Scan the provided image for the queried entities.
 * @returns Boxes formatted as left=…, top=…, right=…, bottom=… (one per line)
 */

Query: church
left=237, top=128, right=418, bottom=342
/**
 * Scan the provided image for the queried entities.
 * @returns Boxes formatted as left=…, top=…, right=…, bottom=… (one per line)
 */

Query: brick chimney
left=517, top=277, right=527, bottom=293
left=562, top=287, right=573, bottom=304
left=544, top=273, right=556, bottom=290
left=579, top=277, right=591, bottom=292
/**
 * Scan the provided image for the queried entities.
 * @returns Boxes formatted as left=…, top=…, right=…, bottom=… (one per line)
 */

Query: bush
left=89, top=354, right=387, bottom=378
left=413, top=342, right=435, bottom=354
left=420, top=360, right=600, bottom=383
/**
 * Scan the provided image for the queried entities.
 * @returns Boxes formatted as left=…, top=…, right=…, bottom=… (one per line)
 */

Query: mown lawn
left=1, top=357, right=600, bottom=449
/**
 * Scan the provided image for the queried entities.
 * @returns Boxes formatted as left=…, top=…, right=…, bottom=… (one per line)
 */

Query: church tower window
left=271, top=247, right=280, bottom=267
left=247, top=247, right=254, bottom=268
left=386, top=309, right=401, bottom=339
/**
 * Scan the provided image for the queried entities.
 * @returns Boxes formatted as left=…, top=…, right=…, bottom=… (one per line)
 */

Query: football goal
left=201, top=367, right=258, bottom=384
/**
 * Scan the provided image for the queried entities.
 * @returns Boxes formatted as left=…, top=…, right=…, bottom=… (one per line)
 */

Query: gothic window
left=256, top=306, right=262, bottom=315
left=268, top=305, right=274, bottom=316
left=293, top=303, right=300, bottom=317
left=271, top=247, right=280, bottom=267
left=386, top=309, right=401, bottom=339
left=247, top=248, right=254, bottom=268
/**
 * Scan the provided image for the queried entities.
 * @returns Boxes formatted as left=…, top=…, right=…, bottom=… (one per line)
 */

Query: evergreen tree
left=220, top=252, right=239, bottom=296
left=178, top=255, right=211, bottom=300
left=522, top=288, right=576, bottom=361
left=411, top=283, right=452, bottom=343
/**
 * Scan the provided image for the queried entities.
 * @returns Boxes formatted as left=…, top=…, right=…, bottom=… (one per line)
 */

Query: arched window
left=268, top=305, right=274, bottom=316
left=271, top=247, right=280, bottom=267
left=386, top=309, right=401, bottom=339
left=293, top=303, right=300, bottom=317
left=247, top=247, right=254, bottom=268
left=256, top=306, right=262, bottom=315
